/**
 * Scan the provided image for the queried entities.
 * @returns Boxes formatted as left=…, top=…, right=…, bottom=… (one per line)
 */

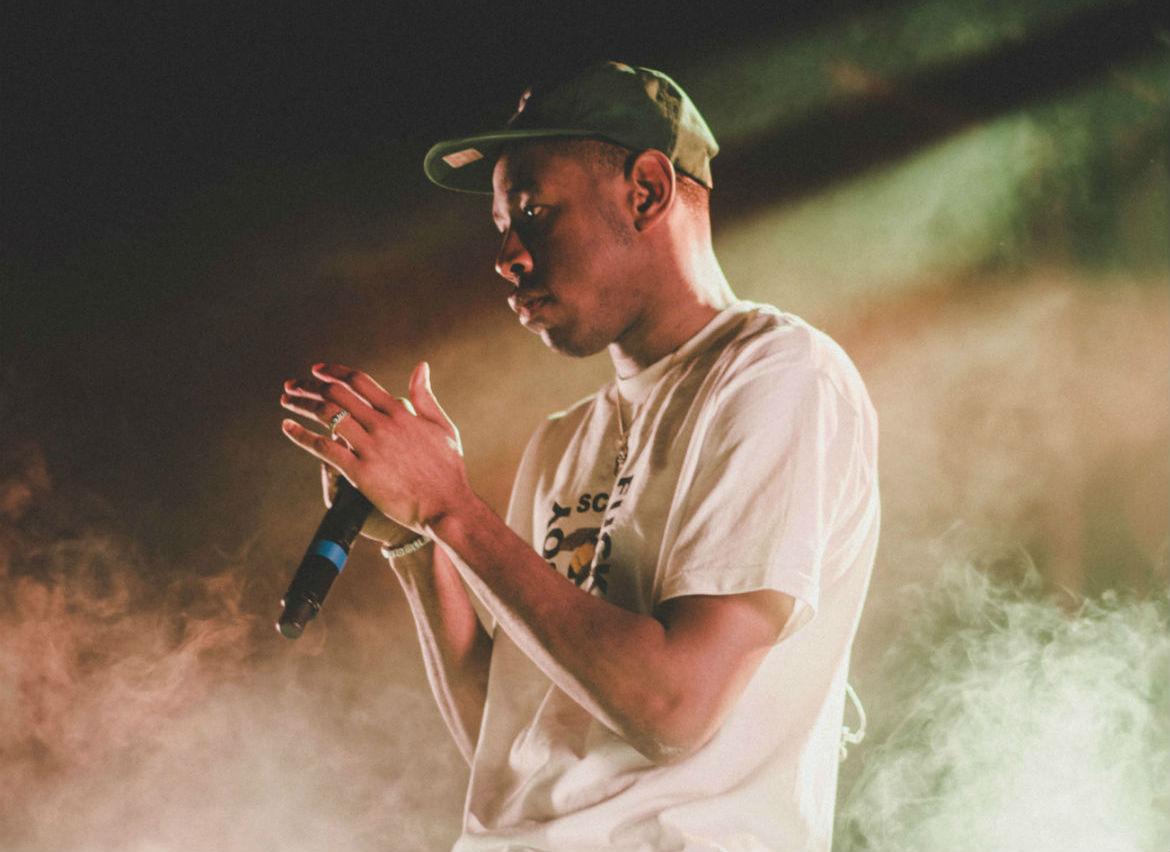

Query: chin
left=541, top=327, right=605, bottom=359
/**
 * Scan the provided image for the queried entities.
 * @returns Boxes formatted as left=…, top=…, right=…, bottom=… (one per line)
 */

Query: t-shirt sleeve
left=657, top=358, right=864, bottom=640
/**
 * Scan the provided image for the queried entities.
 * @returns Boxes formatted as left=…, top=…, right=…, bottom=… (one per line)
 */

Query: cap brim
left=424, top=128, right=599, bottom=194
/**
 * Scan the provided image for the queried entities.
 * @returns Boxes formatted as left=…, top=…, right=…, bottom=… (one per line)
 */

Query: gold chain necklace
left=613, top=392, right=630, bottom=476
left=612, top=356, right=672, bottom=476
left=609, top=313, right=723, bottom=476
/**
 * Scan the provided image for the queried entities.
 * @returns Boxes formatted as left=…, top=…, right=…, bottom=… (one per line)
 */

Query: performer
left=280, top=61, right=879, bottom=851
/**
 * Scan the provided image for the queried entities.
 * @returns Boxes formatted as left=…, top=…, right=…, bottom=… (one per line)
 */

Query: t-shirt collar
left=615, top=300, right=751, bottom=406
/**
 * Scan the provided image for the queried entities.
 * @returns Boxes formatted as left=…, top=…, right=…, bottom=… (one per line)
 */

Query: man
left=280, top=61, right=879, bottom=850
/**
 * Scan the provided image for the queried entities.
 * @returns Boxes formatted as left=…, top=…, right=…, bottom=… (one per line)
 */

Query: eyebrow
left=491, top=181, right=542, bottom=229
left=504, top=180, right=540, bottom=198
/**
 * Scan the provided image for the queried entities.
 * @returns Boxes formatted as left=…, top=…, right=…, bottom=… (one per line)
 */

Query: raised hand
left=280, top=361, right=471, bottom=535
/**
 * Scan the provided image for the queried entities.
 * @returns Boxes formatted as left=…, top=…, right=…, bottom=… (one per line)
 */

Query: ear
left=627, top=149, right=675, bottom=232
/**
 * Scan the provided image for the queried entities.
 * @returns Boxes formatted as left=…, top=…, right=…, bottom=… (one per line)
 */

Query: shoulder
left=711, top=302, right=875, bottom=424
left=543, top=388, right=604, bottom=436
left=518, top=387, right=606, bottom=460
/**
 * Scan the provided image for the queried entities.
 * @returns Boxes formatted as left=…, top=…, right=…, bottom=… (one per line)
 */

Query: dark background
left=4, top=0, right=907, bottom=558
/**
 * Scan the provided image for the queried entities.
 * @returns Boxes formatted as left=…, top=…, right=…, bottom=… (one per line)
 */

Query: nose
left=494, top=227, right=533, bottom=284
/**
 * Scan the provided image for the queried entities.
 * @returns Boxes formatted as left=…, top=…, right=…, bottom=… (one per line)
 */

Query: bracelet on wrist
left=380, top=536, right=431, bottom=560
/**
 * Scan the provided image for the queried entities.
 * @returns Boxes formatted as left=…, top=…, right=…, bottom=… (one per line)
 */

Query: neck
left=608, top=242, right=735, bottom=380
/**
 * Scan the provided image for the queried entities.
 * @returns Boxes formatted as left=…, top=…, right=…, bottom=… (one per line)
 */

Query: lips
left=510, top=291, right=554, bottom=320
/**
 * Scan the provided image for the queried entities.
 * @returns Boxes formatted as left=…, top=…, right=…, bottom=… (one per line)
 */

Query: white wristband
left=380, top=536, right=431, bottom=560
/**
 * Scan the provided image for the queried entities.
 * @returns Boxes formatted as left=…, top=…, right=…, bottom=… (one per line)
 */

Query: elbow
left=631, top=725, right=713, bottom=767
left=635, top=736, right=703, bottom=767
left=626, top=693, right=719, bottom=766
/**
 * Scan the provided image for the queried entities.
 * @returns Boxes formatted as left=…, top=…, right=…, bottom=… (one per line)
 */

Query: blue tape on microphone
left=312, top=540, right=349, bottom=571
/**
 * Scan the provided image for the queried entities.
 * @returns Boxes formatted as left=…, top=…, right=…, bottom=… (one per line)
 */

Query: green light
left=688, top=0, right=1134, bottom=144
left=715, top=56, right=1168, bottom=315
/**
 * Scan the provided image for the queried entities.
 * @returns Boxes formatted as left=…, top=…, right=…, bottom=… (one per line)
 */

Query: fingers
left=311, top=363, right=401, bottom=415
left=320, top=462, right=338, bottom=508
left=280, top=386, right=341, bottom=424
left=281, top=419, right=355, bottom=476
left=279, top=387, right=363, bottom=452
left=283, top=375, right=377, bottom=431
left=282, top=361, right=441, bottom=461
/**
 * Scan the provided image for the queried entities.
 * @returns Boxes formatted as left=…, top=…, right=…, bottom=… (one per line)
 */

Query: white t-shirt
left=454, top=301, right=880, bottom=851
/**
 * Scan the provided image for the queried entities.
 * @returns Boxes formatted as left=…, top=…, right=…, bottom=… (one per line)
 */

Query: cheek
left=540, top=227, right=625, bottom=298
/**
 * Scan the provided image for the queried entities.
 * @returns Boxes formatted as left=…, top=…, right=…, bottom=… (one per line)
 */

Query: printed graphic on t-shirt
left=541, top=475, right=633, bottom=597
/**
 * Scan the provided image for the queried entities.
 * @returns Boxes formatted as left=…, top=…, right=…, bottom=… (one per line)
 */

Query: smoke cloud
left=0, top=442, right=464, bottom=851
left=837, top=544, right=1170, bottom=851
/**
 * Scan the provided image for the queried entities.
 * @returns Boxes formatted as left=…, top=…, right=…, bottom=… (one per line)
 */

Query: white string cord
left=840, top=681, right=867, bottom=762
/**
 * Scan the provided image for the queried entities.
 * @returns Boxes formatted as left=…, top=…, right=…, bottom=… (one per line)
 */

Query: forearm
left=390, top=542, right=492, bottom=767
left=428, top=494, right=693, bottom=763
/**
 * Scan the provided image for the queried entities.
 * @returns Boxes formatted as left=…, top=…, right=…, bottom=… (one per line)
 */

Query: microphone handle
left=277, top=478, right=375, bottom=639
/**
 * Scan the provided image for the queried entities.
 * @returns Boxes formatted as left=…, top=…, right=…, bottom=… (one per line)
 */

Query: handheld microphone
left=277, top=477, right=374, bottom=639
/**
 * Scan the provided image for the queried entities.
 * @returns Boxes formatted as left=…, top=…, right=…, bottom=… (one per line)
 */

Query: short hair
left=551, top=137, right=710, bottom=214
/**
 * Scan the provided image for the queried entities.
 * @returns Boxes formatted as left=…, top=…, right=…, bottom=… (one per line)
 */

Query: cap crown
left=424, top=61, right=718, bottom=194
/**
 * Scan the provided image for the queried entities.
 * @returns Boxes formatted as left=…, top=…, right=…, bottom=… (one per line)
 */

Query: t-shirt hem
left=656, top=573, right=819, bottom=642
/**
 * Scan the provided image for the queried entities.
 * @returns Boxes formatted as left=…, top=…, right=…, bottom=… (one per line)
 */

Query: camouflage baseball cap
left=423, top=61, right=719, bottom=194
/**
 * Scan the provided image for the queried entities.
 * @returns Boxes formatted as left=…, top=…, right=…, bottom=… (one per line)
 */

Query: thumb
left=409, top=361, right=456, bottom=434
left=320, top=462, right=338, bottom=508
